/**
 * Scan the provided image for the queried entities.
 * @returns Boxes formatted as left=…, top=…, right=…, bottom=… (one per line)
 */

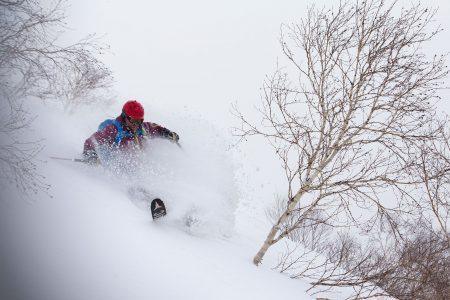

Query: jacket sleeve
left=142, top=122, right=172, bottom=138
left=83, top=124, right=118, bottom=157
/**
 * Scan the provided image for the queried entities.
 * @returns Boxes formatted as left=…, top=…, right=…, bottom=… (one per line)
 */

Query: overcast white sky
left=63, top=0, right=450, bottom=128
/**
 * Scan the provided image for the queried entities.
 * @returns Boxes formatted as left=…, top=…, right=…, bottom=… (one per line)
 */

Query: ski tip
left=151, top=198, right=167, bottom=220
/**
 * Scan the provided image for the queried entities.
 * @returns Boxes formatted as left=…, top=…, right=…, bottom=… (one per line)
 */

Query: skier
left=82, top=100, right=178, bottom=219
left=83, top=99, right=179, bottom=164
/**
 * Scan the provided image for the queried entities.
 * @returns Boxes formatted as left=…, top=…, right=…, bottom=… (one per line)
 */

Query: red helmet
left=122, top=100, right=144, bottom=119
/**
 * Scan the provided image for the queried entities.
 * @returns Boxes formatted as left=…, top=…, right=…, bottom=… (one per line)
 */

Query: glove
left=167, top=131, right=179, bottom=142
left=83, top=149, right=99, bottom=165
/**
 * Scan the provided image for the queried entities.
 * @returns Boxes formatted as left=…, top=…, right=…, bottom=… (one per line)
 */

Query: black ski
left=150, top=198, right=167, bottom=220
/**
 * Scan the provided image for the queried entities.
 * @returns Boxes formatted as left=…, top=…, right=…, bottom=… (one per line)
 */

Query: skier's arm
left=160, top=128, right=180, bottom=142
left=82, top=125, right=118, bottom=163
left=143, top=122, right=179, bottom=142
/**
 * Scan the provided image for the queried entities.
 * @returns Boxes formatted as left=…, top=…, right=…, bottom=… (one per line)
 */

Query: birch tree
left=233, top=0, right=449, bottom=269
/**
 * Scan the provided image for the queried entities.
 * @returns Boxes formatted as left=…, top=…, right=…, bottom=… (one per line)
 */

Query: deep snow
left=2, top=0, right=449, bottom=298
left=0, top=103, right=320, bottom=300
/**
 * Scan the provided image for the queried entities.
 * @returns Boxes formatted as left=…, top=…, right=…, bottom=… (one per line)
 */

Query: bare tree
left=272, top=216, right=450, bottom=299
left=0, top=0, right=113, bottom=194
left=0, top=96, right=47, bottom=194
left=233, top=0, right=449, bottom=274
left=378, top=226, right=450, bottom=300
left=416, top=127, right=450, bottom=244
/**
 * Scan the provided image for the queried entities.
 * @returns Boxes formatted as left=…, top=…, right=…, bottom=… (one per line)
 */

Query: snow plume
left=92, top=129, right=238, bottom=237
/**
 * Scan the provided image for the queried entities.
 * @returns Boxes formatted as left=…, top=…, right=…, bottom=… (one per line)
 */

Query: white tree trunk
left=253, top=184, right=311, bottom=265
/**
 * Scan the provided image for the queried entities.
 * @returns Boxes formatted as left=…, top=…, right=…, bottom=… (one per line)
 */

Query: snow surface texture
left=0, top=103, right=317, bottom=300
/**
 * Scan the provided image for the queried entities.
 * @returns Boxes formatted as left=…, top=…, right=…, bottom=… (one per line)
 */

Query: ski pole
left=49, top=156, right=87, bottom=163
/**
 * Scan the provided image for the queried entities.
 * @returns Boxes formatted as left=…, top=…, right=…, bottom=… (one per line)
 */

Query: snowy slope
left=2, top=0, right=449, bottom=299
left=0, top=103, right=316, bottom=300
